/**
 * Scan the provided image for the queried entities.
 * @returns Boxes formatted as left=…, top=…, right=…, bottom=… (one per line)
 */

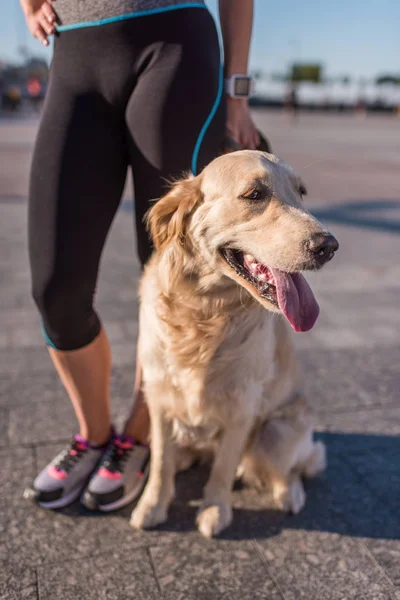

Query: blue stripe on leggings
left=56, top=3, right=207, bottom=31
left=191, top=63, right=224, bottom=176
left=41, top=322, right=57, bottom=349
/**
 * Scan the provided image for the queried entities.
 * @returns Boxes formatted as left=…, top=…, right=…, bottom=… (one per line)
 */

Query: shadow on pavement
left=312, top=198, right=400, bottom=234
left=61, top=431, right=400, bottom=542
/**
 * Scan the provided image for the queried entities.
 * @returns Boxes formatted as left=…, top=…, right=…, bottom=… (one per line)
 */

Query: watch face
left=234, top=77, right=251, bottom=97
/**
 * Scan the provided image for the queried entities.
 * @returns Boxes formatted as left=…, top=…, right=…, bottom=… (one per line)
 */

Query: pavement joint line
left=315, top=399, right=400, bottom=416
left=12, top=439, right=72, bottom=450
left=34, top=567, right=39, bottom=600
left=30, top=540, right=152, bottom=572
left=31, top=445, right=38, bottom=477
left=147, top=547, right=164, bottom=599
left=2, top=408, right=10, bottom=447
left=251, top=539, right=287, bottom=600
left=358, top=539, right=397, bottom=590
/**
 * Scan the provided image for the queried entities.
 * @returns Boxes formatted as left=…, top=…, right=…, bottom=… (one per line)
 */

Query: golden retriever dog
left=130, top=150, right=338, bottom=537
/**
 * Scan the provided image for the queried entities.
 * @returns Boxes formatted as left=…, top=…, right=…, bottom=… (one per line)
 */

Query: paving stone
left=121, top=320, right=139, bottom=340
left=37, top=549, right=158, bottom=600
left=8, top=391, right=137, bottom=448
left=151, top=538, right=281, bottom=600
left=9, top=326, right=45, bottom=349
left=363, top=539, right=400, bottom=588
left=0, top=364, right=135, bottom=409
left=0, top=347, right=51, bottom=377
left=8, top=398, right=77, bottom=446
left=256, top=530, right=397, bottom=600
left=0, top=563, right=37, bottom=600
left=108, top=341, right=137, bottom=368
left=299, top=346, right=400, bottom=412
left=100, top=321, right=127, bottom=343
left=0, top=370, right=67, bottom=409
left=0, top=409, right=8, bottom=447
left=0, top=498, right=145, bottom=569
left=0, top=331, right=8, bottom=349
left=309, top=326, right=366, bottom=349
left=317, top=405, right=400, bottom=436
left=0, top=286, right=34, bottom=310
left=95, top=301, right=139, bottom=323
left=0, top=446, right=35, bottom=503
left=2, top=364, right=137, bottom=448
left=336, top=437, right=400, bottom=511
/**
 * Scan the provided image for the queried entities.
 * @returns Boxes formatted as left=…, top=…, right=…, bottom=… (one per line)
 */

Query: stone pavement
left=1, top=111, right=399, bottom=599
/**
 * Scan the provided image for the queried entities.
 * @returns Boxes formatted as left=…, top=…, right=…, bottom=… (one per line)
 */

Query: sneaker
left=81, top=434, right=150, bottom=512
left=23, top=434, right=107, bottom=509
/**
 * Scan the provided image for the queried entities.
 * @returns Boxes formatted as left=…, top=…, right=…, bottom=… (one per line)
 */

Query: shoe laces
left=102, top=439, right=134, bottom=474
left=55, top=438, right=89, bottom=474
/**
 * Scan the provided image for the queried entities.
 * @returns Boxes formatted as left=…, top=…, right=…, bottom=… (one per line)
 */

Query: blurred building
left=0, top=57, right=48, bottom=111
left=250, top=75, right=400, bottom=113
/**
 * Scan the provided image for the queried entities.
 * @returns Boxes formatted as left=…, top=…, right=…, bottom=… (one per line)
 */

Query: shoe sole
left=81, top=463, right=150, bottom=512
left=37, top=484, right=86, bottom=509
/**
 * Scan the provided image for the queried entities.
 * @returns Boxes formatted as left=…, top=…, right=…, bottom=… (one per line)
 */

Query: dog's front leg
left=196, top=419, right=253, bottom=538
left=130, top=401, right=175, bottom=530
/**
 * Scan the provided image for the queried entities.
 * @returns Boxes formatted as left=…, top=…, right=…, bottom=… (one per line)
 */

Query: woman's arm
left=219, top=0, right=253, bottom=77
left=20, top=0, right=57, bottom=46
left=219, top=0, right=259, bottom=149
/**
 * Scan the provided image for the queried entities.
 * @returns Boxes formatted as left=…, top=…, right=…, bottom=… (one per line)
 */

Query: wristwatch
left=224, top=75, right=253, bottom=99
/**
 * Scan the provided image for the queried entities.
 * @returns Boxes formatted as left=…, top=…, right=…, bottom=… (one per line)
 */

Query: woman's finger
left=41, top=2, right=56, bottom=24
left=242, top=127, right=255, bottom=150
left=225, top=126, right=240, bottom=146
left=33, top=23, right=49, bottom=46
left=39, top=12, right=55, bottom=35
left=253, top=128, right=260, bottom=149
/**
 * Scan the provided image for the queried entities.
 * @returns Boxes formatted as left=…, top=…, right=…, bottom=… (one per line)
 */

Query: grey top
left=55, top=0, right=206, bottom=29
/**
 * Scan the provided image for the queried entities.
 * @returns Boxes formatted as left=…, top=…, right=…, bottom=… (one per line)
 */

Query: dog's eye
left=242, top=189, right=262, bottom=201
left=299, top=184, right=307, bottom=197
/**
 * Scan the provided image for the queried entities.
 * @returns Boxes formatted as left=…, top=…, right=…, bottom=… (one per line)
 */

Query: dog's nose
left=307, top=233, right=339, bottom=263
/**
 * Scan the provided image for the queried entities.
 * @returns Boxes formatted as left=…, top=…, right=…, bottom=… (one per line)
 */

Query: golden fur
left=130, top=151, right=333, bottom=537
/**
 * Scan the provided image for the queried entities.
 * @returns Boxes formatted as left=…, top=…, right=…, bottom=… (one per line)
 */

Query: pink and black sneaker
left=24, top=434, right=108, bottom=509
left=81, top=434, right=150, bottom=512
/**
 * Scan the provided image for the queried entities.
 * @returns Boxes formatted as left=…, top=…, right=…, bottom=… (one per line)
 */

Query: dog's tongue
left=269, top=268, right=319, bottom=332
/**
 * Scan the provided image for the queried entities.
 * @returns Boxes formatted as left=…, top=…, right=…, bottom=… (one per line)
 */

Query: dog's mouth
left=220, top=248, right=320, bottom=332
left=221, top=248, right=278, bottom=305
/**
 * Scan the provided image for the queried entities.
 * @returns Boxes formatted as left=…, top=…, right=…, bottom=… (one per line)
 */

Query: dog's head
left=147, top=150, right=338, bottom=332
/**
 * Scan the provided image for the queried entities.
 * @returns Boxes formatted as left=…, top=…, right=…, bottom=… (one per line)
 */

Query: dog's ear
left=146, top=175, right=203, bottom=251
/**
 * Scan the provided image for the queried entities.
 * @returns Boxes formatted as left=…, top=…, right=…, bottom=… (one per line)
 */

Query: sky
left=2, top=0, right=400, bottom=79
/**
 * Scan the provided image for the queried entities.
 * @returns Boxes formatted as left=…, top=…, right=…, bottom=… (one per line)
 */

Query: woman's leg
left=123, top=7, right=225, bottom=440
left=30, top=95, right=128, bottom=441
left=48, top=329, right=112, bottom=445
left=25, top=33, right=128, bottom=506
left=123, top=356, right=150, bottom=444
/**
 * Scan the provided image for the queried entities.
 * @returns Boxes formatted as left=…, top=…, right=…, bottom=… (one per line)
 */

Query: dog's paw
left=303, top=441, right=327, bottom=478
left=273, top=478, right=306, bottom=515
left=130, top=501, right=168, bottom=530
left=196, top=502, right=232, bottom=538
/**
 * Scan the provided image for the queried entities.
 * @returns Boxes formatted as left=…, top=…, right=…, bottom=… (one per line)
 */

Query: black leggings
left=29, top=7, right=225, bottom=351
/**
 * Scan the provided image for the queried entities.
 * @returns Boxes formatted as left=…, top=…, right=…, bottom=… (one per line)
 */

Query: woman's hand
left=225, top=97, right=259, bottom=150
left=21, top=0, right=57, bottom=46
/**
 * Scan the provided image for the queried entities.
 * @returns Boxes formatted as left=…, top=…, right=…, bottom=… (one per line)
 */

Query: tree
left=290, top=63, right=322, bottom=83
left=375, top=74, right=400, bottom=85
